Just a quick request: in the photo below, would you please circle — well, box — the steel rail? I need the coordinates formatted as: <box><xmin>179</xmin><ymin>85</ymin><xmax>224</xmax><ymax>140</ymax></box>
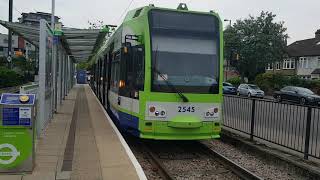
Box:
<box><xmin>197</xmin><ymin>142</ymin><xmax>263</xmax><ymax>180</ymax></box>
<box><xmin>141</xmin><ymin>142</ymin><xmax>175</xmax><ymax>180</ymax></box>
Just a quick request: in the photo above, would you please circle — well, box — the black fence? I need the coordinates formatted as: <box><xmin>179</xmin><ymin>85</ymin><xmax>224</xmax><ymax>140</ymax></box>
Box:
<box><xmin>223</xmin><ymin>95</ymin><xmax>320</xmax><ymax>160</ymax></box>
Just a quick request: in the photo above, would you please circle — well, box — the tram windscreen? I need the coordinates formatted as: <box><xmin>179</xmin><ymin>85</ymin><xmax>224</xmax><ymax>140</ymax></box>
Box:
<box><xmin>149</xmin><ymin>10</ymin><xmax>220</xmax><ymax>94</ymax></box>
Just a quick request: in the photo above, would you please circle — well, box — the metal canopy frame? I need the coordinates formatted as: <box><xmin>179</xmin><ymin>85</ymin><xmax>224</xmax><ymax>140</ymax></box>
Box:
<box><xmin>0</xmin><ymin>19</ymin><xmax>108</xmax><ymax>136</ymax></box>
<box><xmin>63</xmin><ymin>28</ymin><xmax>107</xmax><ymax>62</ymax></box>
<box><xmin>0</xmin><ymin>20</ymin><xmax>108</xmax><ymax>63</ymax></box>
<box><xmin>0</xmin><ymin>20</ymin><xmax>40</xmax><ymax>47</ymax></box>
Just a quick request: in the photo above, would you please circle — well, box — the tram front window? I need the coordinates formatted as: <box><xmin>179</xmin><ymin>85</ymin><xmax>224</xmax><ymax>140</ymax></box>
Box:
<box><xmin>149</xmin><ymin>10</ymin><xmax>220</xmax><ymax>94</ymax></box>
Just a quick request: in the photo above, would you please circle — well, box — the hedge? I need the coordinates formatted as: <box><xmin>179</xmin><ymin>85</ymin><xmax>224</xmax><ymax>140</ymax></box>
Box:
<box><xmin>227</xmin><ymin>76</ymin><xmax>241</xmax><ymax>87</ymax></box>
<box><xmin>255</xmin><ymin>72</ymin><xmax>320</xmax><ymax>95</ymax></box>
<box><xmin>0</xmin><ymin>67</ymin><xmax>23</xmax><ymax>88</ymax></box>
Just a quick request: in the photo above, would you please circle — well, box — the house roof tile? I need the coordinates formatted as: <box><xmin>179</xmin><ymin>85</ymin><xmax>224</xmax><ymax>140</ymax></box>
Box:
<box><xmin>311</xmin><ymin>68</ymin><xmax>320</xmax><ymax>74</ymax></box>
<box><xmin>286</xmin><ymin>37</ymin><xmax>320</xmax><ymax>57</ymax></box>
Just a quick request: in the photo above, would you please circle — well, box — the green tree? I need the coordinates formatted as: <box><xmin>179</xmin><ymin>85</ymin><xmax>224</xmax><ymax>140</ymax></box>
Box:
<box><xmin>77</xmin><ymin>62</ymin><xmax>89</xmax><ymax>70</ymax></box>
<box><xmin>224</xmin><ymin>11</ymin><xmax>288</xmax><ymax>81</ymax></box>
<box><xmin>12</xmin><ymin>56</ymin><xmax>36</xmax><ymax>82</ymax></box>
<box><xmin>0</xmin><ymin>56</ymin><xmax>8</xmax><ymax>67</ymax></box>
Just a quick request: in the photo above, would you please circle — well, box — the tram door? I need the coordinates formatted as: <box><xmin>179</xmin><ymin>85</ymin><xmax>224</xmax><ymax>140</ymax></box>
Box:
<box><xmin>119</xmin><ymin>45</ymin><xmax>144</xmax><ymax>130</ymax></box>
<box><xmin>106</xmin><ymin>49</ymin><xmax>113</xmax><ymax>110</ymax></box>
<box><xmin>98</xmin><ymin>59</ymin><xmax>102</xmax><ymax>101</ymax></box>
<box><xmin>102</xmin><ymin>55</ymin><xmax>108</xmax><ymax>107</ymax></box>
<box><xmin>104</xmin><ymin>55</ymin><xmax>109</xmax><ymax>109</ymax></box>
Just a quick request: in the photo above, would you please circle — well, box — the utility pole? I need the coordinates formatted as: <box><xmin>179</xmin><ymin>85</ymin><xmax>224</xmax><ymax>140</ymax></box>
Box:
<box><xmin>51</xmin><ymin>0</ymin><xmax>55</xmax><ymax>30</ymax></box>
<box><xmin>51</xmin><ymin>0</ymin><xmax>58</xmax><ymax>112</ymax></box>
<box><xmin>8</xmin><ymin>0</ymin><xmax>13</xmax><ymax>68</ymax></box>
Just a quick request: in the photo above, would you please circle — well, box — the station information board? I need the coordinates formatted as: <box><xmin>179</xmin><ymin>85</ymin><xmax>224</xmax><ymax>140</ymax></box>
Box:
<box><xmin>0</xmin><ymin>93</ymin><xmax>35</xmax><ymax>172</ymax></box>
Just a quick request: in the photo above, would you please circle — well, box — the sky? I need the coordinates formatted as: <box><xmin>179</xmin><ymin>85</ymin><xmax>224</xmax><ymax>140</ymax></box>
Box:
<box><xmin>0</xmin><ymin>0</ymin><xmax>319</xmax><ymax>44</ymax></box>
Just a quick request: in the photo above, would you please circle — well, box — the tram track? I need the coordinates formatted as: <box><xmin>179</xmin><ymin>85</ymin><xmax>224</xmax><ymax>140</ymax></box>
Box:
<box><xmin>138</xmin><ymin>140</ymin><xmax>263</xmax><ymax>180</ymax></box>
<box><xmin>196</xmin><ymin>142</ymin><xmax>263</xmax><ymax>180</ymax></box>
<box><xmin>142</xmin><ymin>143</ymin><xmax>176</xmax><ymax>180</ymax></box>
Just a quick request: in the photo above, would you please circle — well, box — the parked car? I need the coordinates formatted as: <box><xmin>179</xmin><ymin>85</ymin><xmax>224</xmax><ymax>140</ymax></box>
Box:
<box><xmin>237</xmin><ymin>84</ymin><xmax>264</xmax><ymax>98</ymax></box>
<box><xmin>273</xmin><ymin>86</ymin><xmax>320</xmax><ymax>105</ymax></box>
<box><xmin>223</xmin><ymin>82</ymin><xmax>237</xmax><ymax>95</ymax></box>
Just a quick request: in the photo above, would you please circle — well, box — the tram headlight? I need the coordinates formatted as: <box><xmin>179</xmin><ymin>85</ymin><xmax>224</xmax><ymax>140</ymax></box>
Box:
<box><xmin>149</xmin><ymin>106</ymin><xmax>156</xmax><ymax>113</ymax></box>
<box><xmin>204</xmin><ymin>107</ymin><xmax>219</xmax><ymax>118</ymax></box>
<box><xmin>148</xmin><ymin>105</ymin><xmax>166</xmax><ymax>118</ymax></box>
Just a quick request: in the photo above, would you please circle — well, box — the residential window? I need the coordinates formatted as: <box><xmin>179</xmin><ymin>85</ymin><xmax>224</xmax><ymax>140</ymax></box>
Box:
<box><xmin>318</xmin><ymin>57</ymin><xmax>320</xmax><ymax>68</ymax></box>
<box><xmin>266</xmin><ymin>63</ymin><xmax>273</xmax><ymax>70</ymax></box>
<box><xmin>283</xmin><ymin>58</ymin><xmax>295</xmax><ymax>69</ymax></box>
<box><xmin>276</xmin><ymin>62</ymin><xmax>281</xmax><ymax>70</ymax></box>
<box><xmin>299</xmin><ymin>57</ymin><xmax>308</xmax><ymax>68</ymax></box>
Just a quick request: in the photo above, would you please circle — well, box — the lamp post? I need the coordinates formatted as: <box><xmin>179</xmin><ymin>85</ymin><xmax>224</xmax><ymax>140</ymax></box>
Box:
<box><xmin>7</xmin><ymin>0</ymin><xmax>13</xmax><ymax>68</ymax></box>
<box><xmin>224</xmin><ymin>19</ymin><xmax>232</xmax><ymax>81</ymax></box>
<box><xmin>51</xmin><ymin>0</ymin><xmax>55</xmax><ymax>30</ymax></box>
<box><xmin>51</xmin><ymin>0</ymin><xmax>57</xmax><ymax>111</ymax></box>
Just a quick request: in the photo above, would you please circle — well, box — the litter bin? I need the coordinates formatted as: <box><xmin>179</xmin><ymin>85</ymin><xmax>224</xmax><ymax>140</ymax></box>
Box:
<box><xmin>0</xmin><ymin>93</ymin><xmax>36</xmax><ymax>173</ymax></box>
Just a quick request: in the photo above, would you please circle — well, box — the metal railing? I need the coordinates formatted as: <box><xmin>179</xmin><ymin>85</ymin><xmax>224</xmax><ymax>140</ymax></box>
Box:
<box><xmin>0</xmin><ymin>82</ymin><xmax>35</xmax><ymax>98</ymax></box>
<box><xmin>223</xmin><ymin>95</ymin><xmax>320</xmax><ymax>160</ymax></box>
<box><xmin>0</xmin><ymin>86</ymin><xmax>20</xmax><ymax>95</ymax></box>
<box><xmin>20</xmin><ymin>83</ymin><xmax>39</xmax><ymax>94</ymax></box>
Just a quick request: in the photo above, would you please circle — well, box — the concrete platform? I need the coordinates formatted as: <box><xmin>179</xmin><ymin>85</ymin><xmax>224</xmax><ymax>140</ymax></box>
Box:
<box><xmin>0</xmin><ymin>85</ymin><xmax>146</xmax><ymax>180</ymax></box>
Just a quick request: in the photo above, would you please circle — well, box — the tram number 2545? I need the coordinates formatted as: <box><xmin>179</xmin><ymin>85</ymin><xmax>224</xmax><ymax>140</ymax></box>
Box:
<box><xmin>178</xmin><ymin>106</ymin><xmax>195</xmax><ymax>113</ymax></box>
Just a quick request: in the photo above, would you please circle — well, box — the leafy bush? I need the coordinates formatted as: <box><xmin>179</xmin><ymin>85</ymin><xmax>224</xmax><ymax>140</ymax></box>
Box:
<box><xmin>255</xmin><ymin>73</ymin><xmax>287</xmax><ymax>94</ymax></box>
<box><xmin>227</xmin><ymin>76</ymin><xmax>241</xmax><ymax>87</ymax></box>
<box><xmin>0</xmin><ymin>57</ymin><xmax>8</xmax><ymax>67</ymax></box>
<box><xmin>255</xmin><ymin>73</ymin><xmax>320</xmax><ymax>95</ymax></box>
<box><xmin>0</xmin><ymin>67</ymin><xmax>23</xmax><ymax>88</ymax></box>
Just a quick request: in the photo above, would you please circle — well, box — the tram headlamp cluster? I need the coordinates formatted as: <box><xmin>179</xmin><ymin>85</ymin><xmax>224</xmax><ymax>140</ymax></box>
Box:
<box><xmin>204</xmin><ymin>107</ymin><xmax>219</xmax><ymax>118</ymax></box>
<box><xmin>149</xmin><ymin>105</ymin><xmax>166</xmax><ymax>118</ymax></box>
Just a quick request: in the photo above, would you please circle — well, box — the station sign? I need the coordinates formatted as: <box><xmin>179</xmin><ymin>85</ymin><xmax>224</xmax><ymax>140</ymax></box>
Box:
<box><xmin>6</xmin><ymin>56</ymin><xmax>12</xmax><ymax>63</ymax></box>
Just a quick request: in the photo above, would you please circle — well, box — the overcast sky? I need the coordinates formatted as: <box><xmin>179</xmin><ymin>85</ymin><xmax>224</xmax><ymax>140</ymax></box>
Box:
<box><xmin>0</xmin><ymin>0</ymin><xmax>319</xmax><ymax>44</ymax></box>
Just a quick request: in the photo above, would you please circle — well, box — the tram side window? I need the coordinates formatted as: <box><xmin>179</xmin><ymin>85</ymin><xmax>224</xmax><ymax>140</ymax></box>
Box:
<box><xmin>119</xmin><ymin>49</ymin><xmax>132</xmax><ymax>97</ymax></box>
<box><xmin>110</xmin><ymin>51</ymin><xmax>121</xmax><ymax>93</ymax></box>
<box><xmin>95</xmin><ymin>64</ymin><xmax>99</xmax><ymax>88</ymax></box>
<box><xmin>101</xmin><ymin>59</ymin><xmax>104</xmax><ymax>82</ymax></box>
<box><xmin>119</xmin><ymin>45</ymin><xmax>144</xmax><ymax>98</ymax></box>
<box><xmin>104</xmin><ymin>55</ymin><xmax>108</xmax><ymax>81</ymax></box>
<box><xmin>133</xmin><ymin>46</ymin><xmax>144</xmax><ymax>91</ymax></box>
<box><xmin>99</xmin><ymin>59</ymin><xmax>103</xmax><ymax>83</ymax></box>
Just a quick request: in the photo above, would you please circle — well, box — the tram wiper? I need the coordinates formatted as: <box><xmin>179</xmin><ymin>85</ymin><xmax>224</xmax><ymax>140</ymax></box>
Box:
<box><xmin>153</xmin><ymin>47</ymin><xmax>189</xmax><ymax>102</ymax></box>
<box><xmin>153</xmin><ymin>67</ymin><xmax>189</xmax><ymax>103</ymax></box>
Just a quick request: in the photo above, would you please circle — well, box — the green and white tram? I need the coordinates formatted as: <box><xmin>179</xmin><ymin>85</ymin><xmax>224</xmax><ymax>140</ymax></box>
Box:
<box><xmin>91</xmin><ymin>4</ymin><xmax>223</xmax><ymax>140</ymax></box>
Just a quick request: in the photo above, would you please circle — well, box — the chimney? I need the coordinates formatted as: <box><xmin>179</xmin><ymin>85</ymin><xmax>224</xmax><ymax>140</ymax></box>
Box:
<box><xmin>316</xmin><ymin>29</ymin><xmax>320</xmax><ymax>39</ymax></box>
